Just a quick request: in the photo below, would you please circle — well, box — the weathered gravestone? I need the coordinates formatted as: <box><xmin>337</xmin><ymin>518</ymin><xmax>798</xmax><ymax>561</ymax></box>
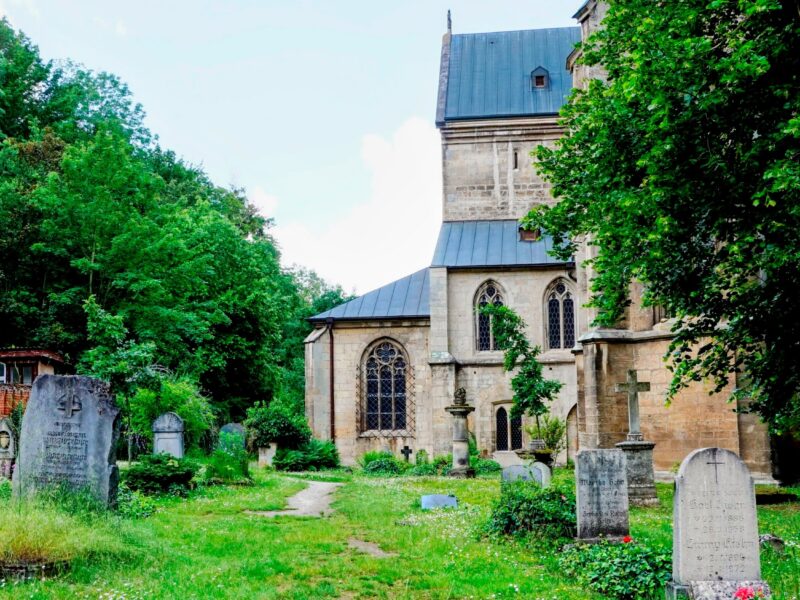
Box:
<box><xmin>576</xmin><ymin>449</ymin><xmax>629</xmax><ymax>541</ymax></box>
<box><xmin>152</xmin><ymin>412</ymin><xmax>184</xmax><ymax>458</ymax></box>
<box><xmin>531</xmin><ymin>461</ymin><xmax>552</xmax><ymax>487</ymax></box>
<box><xmin>220</xmin><ymin>422</ymin><xmax>246</xmax><ymax>449</ymax></box>
<box><xmin>0</xmin><ymin>418</ymin><xmax>15</xmax><ymax>479</ymax></box>
<box><xmin>666</xmin><ymin>448</ymin><xmax>770</xmax><ymax>600</ymax></box>
<box><xmin>502</xmin><ymin>464</ymin><xmax>537</xmax><ymax>483</ymax></box>
<box><xmin>421</xmin><ymin>494</ymin><xmax>458</xmax><ymax>510</ymax></box>
<box><xmin>12</xmin><ymin>375</ymin><xmax>120</xmax><ymax>506</ymax></box>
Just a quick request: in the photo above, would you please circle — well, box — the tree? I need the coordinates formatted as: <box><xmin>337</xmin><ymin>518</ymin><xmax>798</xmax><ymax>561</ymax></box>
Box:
<box><xmin>479</xmin><ymin>304</ymin><xmax>562</xmax><ymax>424</ymax></box>
<box><xmin>527</xmin><ymin>0</ymin><xmax>800</xmax><ymax>432</ymax></box>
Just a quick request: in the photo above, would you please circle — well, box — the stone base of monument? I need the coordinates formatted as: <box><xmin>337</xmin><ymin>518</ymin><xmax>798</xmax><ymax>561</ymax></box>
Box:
<box><xmin>0</xmin><ymin>560</ymin><xmax>69</xmax><ymax>581</ymax></box>
<box><xmin>449</xmin><ymin>466</ymin><xmax>475</xmax><ymax>479</ymax></box>
<box><xmin>666</xmin><ymin>580</ymin><xmax>771</xmax><ymax>599</ymax></box>
<box><xmin>615</xmin><ymin>439</ymin><xmax>659</xmax><ymax>506</ymax></box>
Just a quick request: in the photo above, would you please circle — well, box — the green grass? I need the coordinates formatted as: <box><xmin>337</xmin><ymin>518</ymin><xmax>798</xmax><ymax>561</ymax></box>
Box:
<box><xmin>0</xmin><ymin>469</ymin><xmax>798</xmax><ymax>599</ymax></box>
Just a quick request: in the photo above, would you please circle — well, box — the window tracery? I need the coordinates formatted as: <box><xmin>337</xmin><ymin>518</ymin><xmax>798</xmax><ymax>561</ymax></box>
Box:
<box><xmin>475</xmin><ymin>281</ymin><xmax>505</xmax><ymax>351</ymax></box>
<box><xmin>546</xmin><ymin>279</ymin><xmax>576</xmax><ymax>350</ymax></box>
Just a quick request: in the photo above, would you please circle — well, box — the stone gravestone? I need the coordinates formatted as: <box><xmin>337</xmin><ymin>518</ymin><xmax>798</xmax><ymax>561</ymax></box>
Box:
<box><xmin>502</xmin><ymin>464</ymin><xmax>536</xmax><ymax>483</ymax></box>
<box><xmin>220</xmin><ymin>422</ymin><xmax>246</xmax><ymax>449</ymax></box>
<box><xmin>576</xmin><ymin>449</ymin><xmax>629</xmax><ymax>541</ymax></box>
<box><xmin>666</xmin><ymin>448</ymin><xmax>770</xmax><ymax>599</ymax></box>
<box><xmin>152</xmin><ymin>412</ymin><xmax>184</xmax><ymax>458</ymax></box>
<box><xmin>12</xmin><ymin>375</ymin><xmax>120</xmax><ymax>506</ymax></box>
<box><xmin>531</xmin><ymin>461</ymin><xmax>552</xmax><ymax>487</ymax></box>
<box><xmin>0</xmin><ymin>418</ymin><xmax>15</xmax><ymax>479</ymax></box>
<box><xmin>421</xmin><ymin>494</ymin><xmax>458</xmax><ymax>510</ymax></box>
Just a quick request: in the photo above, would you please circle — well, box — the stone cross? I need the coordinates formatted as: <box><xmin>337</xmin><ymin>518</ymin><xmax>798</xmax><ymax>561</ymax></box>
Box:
<box><xmin>614</xmin><ymin>369</ymin><xmax>650</xmax><ymax>441</ymax></box>
<box><xmin>400</xmin><ymin>446</ymin><xmax>413</xmax><ymax>462</ymax></box>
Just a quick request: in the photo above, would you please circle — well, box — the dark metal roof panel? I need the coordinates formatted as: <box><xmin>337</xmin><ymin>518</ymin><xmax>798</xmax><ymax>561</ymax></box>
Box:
<box><xmin>430</xmin><ymin>220</ymin><xmax>572</xmax><ymax>268</ymax></box>
<box><xmin>309</xmin><ymin>268</ymin><xmax>430</xmax><ymax>322</ymax></box>
<box><xmin>444</xmin><ymin>27</ymin><xmax>581</xmax><ymax>121</ymax></box>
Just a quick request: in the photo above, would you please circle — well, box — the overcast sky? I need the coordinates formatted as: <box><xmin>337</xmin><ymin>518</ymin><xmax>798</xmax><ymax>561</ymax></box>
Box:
<box><xmin>0</xmin><ymin>0</ymin><xmax>576</xmax><ymax>294</ymax></box>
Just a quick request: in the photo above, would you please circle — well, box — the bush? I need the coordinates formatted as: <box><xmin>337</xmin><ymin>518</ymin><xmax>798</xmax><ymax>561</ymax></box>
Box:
<box><xmin>524</xmin><ymin>415</ymin><xmax>567</xmax><ymax>456</ymax></box>
<box><xmin>471</xmin><ymin>456</ymin><xmax>502</xmax><ymax>475</ymax></box>
<box><xmin>559</xmin><ymin>539</ymin><xmax>671</xmax><ymax>599</ymax></box>
<box><xmin>123</xmin><ymin>454</ymin><xmax>198</xmax><ymax>495</ymax></box>
<box><xmin>486</xmin><ymin>480</ymin><xmax>576</xmax><ymax>540</ymax></box>
<box><xmin>432</xmin><ymin>454</ymin><xmax>453</xmax><ymax>476</ymax></box>
<box><xmin>408</xmin><ymin>462</ymin><xmax>437</xmax><ymax>476</ymax></box>
<box><xmin>0</xmin><ymin>478</ymin><xmax>11</xmax><ymax>501</ymax></box>
<box><xmin>116</xmin><ymin>483</ymin><xmax>157</xmax><ymax>519</ymax></box>
<box><xmin>244</xmin><ymin>401</ymin><xmax>311</xmax><ymax>449</ymax></box>
<box><xmin>363</xmin><ymin>457</ymin><xmax>404</xmax><ymax>476</ymax></box>
<box><xmin>415</xmin><ymin>449</ymin><xmax>429</xmax><ymax>465</ymax></box>
<box><xmin>202</xmin><ymin>436</ymin><xmax>250</xmax><ymax>484</ymax></box>
<box><xmin>358</xmin><ymin>450</ymin><xmax>394</xmax><ymax>469</ymax></box>
<box><xmin>273</xmin><ymin>439</ymin><xmax>340</xmax><ymax>471</ymax></box>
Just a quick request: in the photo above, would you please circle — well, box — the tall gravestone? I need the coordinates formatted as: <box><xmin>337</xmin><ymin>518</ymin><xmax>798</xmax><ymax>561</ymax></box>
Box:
<box><xmin>576</xmin><ymin>449</ymin><xmax>629</xmax><ymax>541</ymax></box>
<box><xmin>152</xmin><ymin>412</ymin><xmax>184</xmax><ymax>458</ymax></box>
<box><xmin>0</xmin><ymin>418</ymin><xmax>15</xmax><ymax>479</ymax></box>
<box><xmin>666</xmin><ymin>448</ymin><xmax>770</xmax><ymax>599</ymax></box>
<box><xmin>12</xmin><ymin>375</ymin><xmax>120</xmax><ymax>506</ymax></box>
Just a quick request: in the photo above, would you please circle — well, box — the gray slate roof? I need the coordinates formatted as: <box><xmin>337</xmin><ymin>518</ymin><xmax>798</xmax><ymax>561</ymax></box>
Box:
<box><xmin>309</xmin><ymin>268</ymin><xmax>430</xmax><ymax>322</ymax></box>
<box><xmin>431</xmin><ymin>220</ymin><xmax>572</xmax><ymax>268</ymax></box>
<box><xmin>441</xmin><ymin>27</ymin><xmax>581</xmax><ymax>122</ymax></box>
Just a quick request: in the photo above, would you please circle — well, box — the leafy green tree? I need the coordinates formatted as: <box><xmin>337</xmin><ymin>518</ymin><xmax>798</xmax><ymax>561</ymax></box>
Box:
<box><xmin>480</xmin><ymin>305</ymin><xmax>562</xmax><ymax>423</ymax></box>
<box><xmin>527</xmin><ymin>0</ymin><xmax>800</xmax><ymax>431</ymax></box>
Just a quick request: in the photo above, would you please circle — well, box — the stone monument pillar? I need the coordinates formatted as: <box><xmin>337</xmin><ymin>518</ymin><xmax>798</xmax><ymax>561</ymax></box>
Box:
<box><xmin>445</xmin><ymin>388</ymin><xmax>475</xmax><ymax>478</ymax></box>
<box><xmin>614</xmin><ymin>370</ymin><xmax>659</xmax><ymax>506</ymax></box>
<box><xmin>0</xmin><ymin>418</ymin><xmax>15</xmax><ymax>479</ymax></box>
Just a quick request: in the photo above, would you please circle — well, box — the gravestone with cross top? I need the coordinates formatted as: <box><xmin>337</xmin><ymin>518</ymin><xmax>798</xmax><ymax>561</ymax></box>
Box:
<box><xmin>400</xmin><ymin>446</ymin><xmax>413</xmax><ymax>462</ymax></box>
<box><xmin>614</xmin><ymin>369</ymin><xmax>650</xmax><ymax>441</ymax></box>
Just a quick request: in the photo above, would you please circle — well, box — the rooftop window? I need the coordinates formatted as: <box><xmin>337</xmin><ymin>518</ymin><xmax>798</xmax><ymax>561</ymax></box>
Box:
<box><xmin>531</xmin><ymin>66</ymin><xmax>549</xmax><ymax>90</ymax></box>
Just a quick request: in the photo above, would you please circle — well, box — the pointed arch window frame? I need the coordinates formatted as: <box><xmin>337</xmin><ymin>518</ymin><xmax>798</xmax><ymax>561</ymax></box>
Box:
<box><xmin>545</xmin><ymin>278</ymin><xmax>577</xmax><ymax>350</ymax></box>
<box><xmin>494</xmin><ymin>403</ymin><xmax>523</xmax><ymax>452</ymax></box>
<box><xmin>356</xmin><ymin>338</ymin><xmax>416</xmax><ymax>438</ymax></box>
<box><xmin>474</xmin><ymin>280</ymin><xmax>505</xmax><ymax>352</ymax></box>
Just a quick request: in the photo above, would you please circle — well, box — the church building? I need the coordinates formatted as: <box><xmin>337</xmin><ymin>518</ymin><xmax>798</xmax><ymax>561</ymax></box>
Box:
<box><xmin>304</xmin><ymin>1</ymin><xmax>774</xmax><ymax>480</ymax></box>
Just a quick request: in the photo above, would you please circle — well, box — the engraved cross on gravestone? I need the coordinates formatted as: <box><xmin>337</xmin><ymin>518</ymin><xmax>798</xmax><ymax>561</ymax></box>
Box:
<box><xmin>56</xmin><ymin>383</ymin><xmax>82</xmax><ymax>419</ymax></box>
<box><xmin>614</xmin><ymin>369</ymin><xmax>650</xmax><ymax>441</ymax></box>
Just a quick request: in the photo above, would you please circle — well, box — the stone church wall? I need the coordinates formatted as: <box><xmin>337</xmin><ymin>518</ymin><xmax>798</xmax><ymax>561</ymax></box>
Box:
<box><xmin>440</xmin><ymin>119</ymin><xmax>562</xmax><ymax>222</ymax></box>
<box><xmin>305</xmin><ymin>321</ymin><xmax>431</xmax><ymax>466</ymax></box>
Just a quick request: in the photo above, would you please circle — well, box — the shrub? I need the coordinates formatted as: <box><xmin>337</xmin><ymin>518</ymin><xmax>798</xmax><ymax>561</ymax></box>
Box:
<box><xmin>358</xmin><ymin>450</ymin><xmax>394</xmax><ymax>469</ymax></box>
<box><xmin>116</xmin><ymin>483</ymin><xmax>157</xmax><ymax>519</ymax></box>
<box><xmin>471</xmin><ymin>456</ymin><xmax>502</xmax><ymax>475</ymax></box>
<box><xmin>408</xmin><ymin>462</ymin><xmax>437</xmax><ymax>476</ymax></box>
<box><xmin>123</xmin><ymin>454</ymin><xmax>198</xmax><ymax>495</ymax></box>
<box><xmin>244</xmin><ymin>401</ymin><xmax>311</xmax><ymax>449</ymax></box>
<box><xmin>0</xmin><ymin>478</ymin><xmax>10</xmax><ymax>501</ymax></box>
<box><xmin>273</xmin><ymin>439</ymin><xmax>340</xmax><ymax>471</ymax></box>
<box><xmin>363</xmin><ymin>457</ymin><xmax>404</xmax><ymax>476</ymax></box>
<box><xmin>432</xmin><ymin>454</ymin><xmax>453</xmax><ymax>476</ymax></box>
<box><xmin>486</xmin><ymin>480</ymin><xmax>576</xmax><ymax>540</ymax></box>
<box><xmin>202</xmin><ymin>437</ymin><xmax>250</xmax><ymax>484</ymax></box>
<box><xmin>559</xmin><ymin>539</ymin><xmax>671</xmax><ymax>600</ymax></box>
<box><xmin>415</xmin><ymin>449</ymin><xmax>429</xmax><ymax>465</ymax></box>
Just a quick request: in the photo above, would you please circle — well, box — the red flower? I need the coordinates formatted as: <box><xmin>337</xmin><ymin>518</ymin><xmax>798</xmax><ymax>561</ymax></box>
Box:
<box><xmin>622</xmin><ymin>535</ymin><xmax>633</xmax><ymax>543</ymax></box>
<box><xmin>734</xmin><ymin>587</ymin><xmax>755</xmax><ymax>600</ymax></box>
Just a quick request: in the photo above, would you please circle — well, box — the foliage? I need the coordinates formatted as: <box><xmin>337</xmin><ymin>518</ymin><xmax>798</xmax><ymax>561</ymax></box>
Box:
<box><xmin>363</xmin><ymin>457</ymin><xmax>404</xmax><ymax>476</ymax></box>
<box><xmin>408</xmin><ymin>462</ymin><xmax>438</xmax><ymax>476</ymax></box>
<box><xmin>8</xmin><ymin>399</ymin><xmax>24</xmax><ymax>440</ymax></box>
<box><xmin>273</xmin><ymin>439</ymin><xmax>340</xmax><ymax>472</ymax></box>
<box><xmin>527</xmin><ymin>0</ymin><xmax>800</xmax><ymax>432</ymax></box>
<box><xmin>559</xmin><ymin>539</ymin><xmax>671</xmax><ymax>600</ymax></box>
<box><xmin>486</xmin><ymin>480</ymin><xmax>576</xmax><ymax>541</ymax></box>
<box><xmin>128</xmin><ymin>376</ymin><xmax>215</xmax><ymax>450</ymax></box>
<box><xmin>0</xmin><ymin>478</ymin><xmax>10</xmax><ymax>501</ymax></box>
<box><xmin>115</xmin><ymin>483</ymin><xmax>157</xmax><ymax>519</ymax></box>
<box><xmin>470</xmin><ymin>457</ymin><xmax>502</xmax><ymax>475</ymax></box>
<box><xmin>358</xmin><ymin>450</ymin><xmax>394</xmax><ymax>469</ymax></box>
<box><xmin>202</xmin><ymin>438</ymin><xmax>250</xmax><ymax>484</ymax></box>
<box><xmin>480</xmin><ymin>304</ymin><xmax>562</xmax><ymax>418</ymax></box>
<box><xmin>415</xmin><ymin>449</ymin><xmax>429</xmax><ymax>465</ymax></box>
<box><xmin>123</xmin><ymin>453</ymin><xmax>198</xmax><ymax>495</ymax></box>
<box><xmin>244</xmin><ymin>401</ymin><xmax>311</xmax><ymax>449</ymax></box>
<box><xmin>432</xmin><ymin>454</ymin><xmax>453</xmax><ymax>476</ymax></box>
<box><xmin>524</xmin><ymin>415</ymin><xmax>567</xmax><ymax>455</ymax></box>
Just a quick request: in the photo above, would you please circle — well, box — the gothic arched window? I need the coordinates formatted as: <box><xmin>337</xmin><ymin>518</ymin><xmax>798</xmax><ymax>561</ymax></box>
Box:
<box><xmin>510</xmin><ymin>414</ymin><xmax>523</xmax><ymax>450</ymax></box>
<box><xmin>360</xmin><ymin>339</ymin><xmax>411</xmax><ymax>434</ymax></box>
<box><xmin>496</xmin><ymin>407</ymin><xmax>509</xmax><ymax>451</ymax></box>
<box><xmin>475</xmin><ymin>281</ymin><xmax>505</xmax><ymax>351</ymax></box>
<box><xmin>546</xmin><ymin>279</ymin><xmax>576</xmax><ymax>350</ymax></box>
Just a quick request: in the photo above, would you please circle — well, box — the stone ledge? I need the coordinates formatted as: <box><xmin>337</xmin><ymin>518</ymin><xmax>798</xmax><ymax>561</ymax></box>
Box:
<box><xmin>578</xmin><ymin>328</ymin><xmax>675</xmax><ymax>344</ymax></box>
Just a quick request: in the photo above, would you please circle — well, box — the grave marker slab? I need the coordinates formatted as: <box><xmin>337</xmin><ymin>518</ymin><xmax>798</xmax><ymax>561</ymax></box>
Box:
<box><xmin>666</xmin><ymin>448</ymin><xmax>769</xmax><ymax>599</ymax></box>
<box><xmin>576</xmin><ymin>449</ymin><xmax>629</xmax><ymax>541</ymax></box>
<box><xmin>421</xmin><ymin>494</ymin><xmax>458</xmax><ymax>510</ymax></box>
<box><xmin>12</xmin><ymin>375</ymin><xmax>120</xmax><ymax>506</ymax></box>
<box><xmin>152</xmin><ymin>412</ymin><xmax>184</xmax><ymax>458</ymax></box>
<box><xmin>502</xmin><ymin>464</ymin><xmax>537</xmax><ymax>483</ymax></box>
<box><xmin>0</xmin><ymin>418</ymin><xmax>15</xmax><ymax>479</ymax></box>
<box><xmin>531</xmin><ymin>461</ymin><xmax>552</xmax><ymax>487</ymax></box>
